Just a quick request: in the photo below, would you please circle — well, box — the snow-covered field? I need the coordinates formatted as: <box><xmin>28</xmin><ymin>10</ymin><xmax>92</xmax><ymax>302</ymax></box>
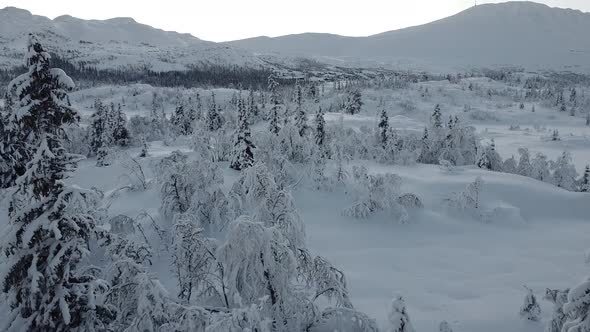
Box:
<box><xmin>50</xmin><ymin>74</ymin><xmax>590</xmax><ymax>330</ymax></box>
<box><xmin>57</xmin><ymin>139</ymin><xmax>589</xmax><ymax>332</ymax></box>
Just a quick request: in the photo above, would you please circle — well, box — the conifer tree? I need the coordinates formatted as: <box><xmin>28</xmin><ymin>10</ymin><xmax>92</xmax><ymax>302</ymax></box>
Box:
<box><xmin>230</xmin><ymin>98</ymin><xmax>255</xmax><ymax>170</ymax></box>
<box><xmin>112</xmin><ymin>103</ymin><xmax>130</xmax><ymax>147</ymax></box>
<box><xmin>268</xmin><ymin>75</ymin><xmax>281</xmax><ymax>133</ymax></box>
<box><xmin>432</xmin><ymin>104</ymin><xmax>443</xmax><ymax>129</ymax></box>
<box><xmin>314</xmin><ymin>107</ymin><xmax>326</xmax><ymax>147</ymax></box>
<box><xmin>0</xmin><ymin>92</ymin><xmax>27</xmax><ymax>188</ymax></box>
<box><xmin>378</xmin><ymin>109</ymin><xmax>389</xmax><ymax>148</ymax></box>
<box><xmin>294</xmin><ymin>83</ymin><xmax>308</xmax><ymax>137</ymax></box>
<box><xmin>248</xmin><ymin>88</ymin><xmax>258</xmax><ymax>119</ymax></box>
<box><xmin>570</xmin><ymin>87</ymin><xmax>577</xmax><ymax>106</ymax></box>
<box><xmin>580</xmin><ymin>165</ymin><xmax>590</xmax><ymax>192</ymax></box>
<box><xmin>206</xmin><ymin>92</ymin><xmax>221</xmax><ymax>131</ymax></box>
<box><xmin>89</xmin><ymin>99</ymin><xmax>109</xmax><ymax>156</ymax></box>
<box><xmin>2</xmin><ymin>34</ymin><xmax>113</xmax><ymax>330</ymax></box>
<box><xmin>344</xmin><ymin>89</ymin><xmax>362</xmax><ymax>115</ymax></box>
<box><xmin>269</xmin><ymin>104</ymin><xmax>281</xmax><ymax>135</ymax></box>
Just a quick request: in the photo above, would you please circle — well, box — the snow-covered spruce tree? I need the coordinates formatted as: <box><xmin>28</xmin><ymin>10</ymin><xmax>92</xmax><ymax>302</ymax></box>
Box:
<box><xmin>551</xmin><ymin>151</ymin><xmax>578</xmax><ymax>191</ymax></box>
<box><xmin>248</xmin><ymin>87</ymin><xmax>259</xmax><ymax>120</ymax></box>
<box><xmin>268</xmin><ymin>75</ymin><xmax>281</xmax><ymax>126</ymax></box>
<box><xmin>543</xmin><ymin>288</ymin><xmax>569</xmax><ymax>332</ymax></box>
<box><xmin>570</xmin><ymin>87</ymin><xmax>577</xmax><ymax>107</ymax></box>
<box><xmin>519</xmin><ymin>287</ymin><xmax>541</xmax><ymax>321</ymax></box>
<box><xmin>230</xmin><ymin>98</ymin><xmax>255</xmax><ymax>171</ymax></box>
<box><xmin>111</xmin><ymin>103</ymin><xmax>129</xmax><ymax>147</ymax></box>
<box><xmin>268</xmin><ymin>102</ymin><xmax>281</xmax><ymax>135</ymax></box>
<box><xmin>171</xmin><ymin>104</ymin><xmax>194</xmax><ymax>136</ymax></box>
<box><xmin>0</xmin><ymin>93</ymin><xmax>27</xmax><ymax>188</ymax></box>
<box><xmin>2</xmin><ymin>34</ymin><xmax>114</xmax><ymax>331</ymax></box>
<box><xmin>580</xmin><ymin>165</ymin><xmax>590</xmax><ymax>192</ymax></box>
<box><xmin>386</xmin><ymin>296</ymin><xmax>415</xmax><ymax>332</ymax></box>
<box><xmin>314</xmin><ymin>106</ymin><xmax>326</xmax><ymax>147</ymax></box>
<box><xmin>89</xmin><ymin>99</ymin><xmax>110</xmax><ymax>157</ymax></box>
<box><xmin>206</xmin><ymin>92</ymin><xmax>222</xmax><ymax>131</ymax></box>
<box><xmin>1</xmin><ymin>37</ymin><xmax>79</xmax><ymax>188</ymax></box>
<box><xmin>294</xmin><ymin>83</ymin><xmax>308</xmax><ymax>137</ymax></box>
<box><xmin>344</xmin><ymin>89</ymin><xmax>362</xmax><ymax>115</ymax></box>
<box><xmin>432</xmin><ymin>104</ymin><xmax>443</xmax><ymax>129</ymax></box>
<box><xmin>378</xmin><ymin>109</ymin><xmax>389</xmax><ymax>148</ymax></box>
<box><xmin>418</xmin><ymin>127</ymin><xmax>431</xmax><ymax>163</ymax></box>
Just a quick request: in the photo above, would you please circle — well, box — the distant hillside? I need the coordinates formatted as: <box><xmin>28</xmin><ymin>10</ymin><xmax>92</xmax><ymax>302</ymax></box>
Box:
<box><xmin>225</xmin><ymin>1</ymin><xmax>590</xmax><ymax>70</ymax></box>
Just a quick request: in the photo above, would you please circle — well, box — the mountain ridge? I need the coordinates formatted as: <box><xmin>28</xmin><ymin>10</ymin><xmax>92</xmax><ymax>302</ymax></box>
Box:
<box><xmin>2</xmin><ymin>2</ymin><xmax>590</xmax><ymax>72</ymax></box>
<box><xmin>224</xmin><ymin>1</ymin><xmax>590</xmax><ymax>70</ymax></box>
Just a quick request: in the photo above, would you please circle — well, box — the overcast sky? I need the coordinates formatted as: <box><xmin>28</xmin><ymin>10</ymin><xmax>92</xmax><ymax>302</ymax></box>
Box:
<box><xmin>3</xmin><ymin>0</ymin><xmax>590</xmax><ymax>42</ymax></box>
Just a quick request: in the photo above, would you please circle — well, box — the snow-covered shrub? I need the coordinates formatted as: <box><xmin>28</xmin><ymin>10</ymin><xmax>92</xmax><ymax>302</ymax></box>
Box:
<box><xmin>155</xmin><ymin>151</ymin><xmax>223</xmax><ymax>222</ymax></box>
<box><xmin>543</xmin><ymin>288</ymin><xmax>569</xmax><ymax>332</ymax></box>
<box><xmin>171</xmin><ymin>221</ymin><xmax>217</xmax><ymax>304</ymax></box>
<box><xmin>217</xmin><ymin>217</ymin><xmax>302</xmax><ymax>330</ymax></box>
<box><xmin>445</xmin><ymin>177</ymin><xmax>486</xmax><ymax>221</ymax></box>
<box><xmin>343</xmin><ymin>167</ymin><xmax>409</xmax><ymax>223</ymax></box>
<box><xmin>519</xmin><ymin>287</ymin><xmax>541</xmax><ymax>321</ymax></box>
<box><xmin>562</xmin><ymin>278</ymin><xmax>590</xmax><ymax>332</ymax></box>
<box><xmin>120</xmin><ymin>153</ymin><xmax>150</xmax><ymax>191</ymax></box>
<box><xmin>386</xmin><ymin>296</ymin><xmax>415</xmax><ymax>332</ymax></box>
<box><xmin>551</xmin><ymin>152</ymin><xmax>578</xmax><ymax>191</ymax></box>
<box><xmin>397</xmin><ymin>193</ymin><xmax>424</xmax><ymax>210</ymax></box>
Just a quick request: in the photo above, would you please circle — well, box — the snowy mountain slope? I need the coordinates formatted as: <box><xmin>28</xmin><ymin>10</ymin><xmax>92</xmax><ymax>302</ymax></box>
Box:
<box><xmin>0</xmin><ymin>6</ymin><xmax>207</xmax><ymax>47</ymax></box>
<box><xmin>225</xmin><ymin>1</ymin><xmax>590</xmax><ymax>70</ymax></box>
<box><xmin>0</xmin><ymin>7</ymin><xmax>272</xmax><ymax>71</ymax></box>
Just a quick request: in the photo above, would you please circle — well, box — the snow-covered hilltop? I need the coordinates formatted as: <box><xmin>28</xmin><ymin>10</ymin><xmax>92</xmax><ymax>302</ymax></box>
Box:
<box><xmin>0</xmin><ymin>7</ymin><xmax>271</xmax><ymax>71</ymax></box>
<box><xmin>226</xmin><ymin>1</ymin><xmax>590</xmax><ymax>71</ymax></box>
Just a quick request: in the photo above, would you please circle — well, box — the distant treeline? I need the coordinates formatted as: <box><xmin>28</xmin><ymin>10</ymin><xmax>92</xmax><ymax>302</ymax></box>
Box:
<box><xmin>0</xmin><ymin>53</ymin><xmax>277</xmax><ymax>92</ymax></box>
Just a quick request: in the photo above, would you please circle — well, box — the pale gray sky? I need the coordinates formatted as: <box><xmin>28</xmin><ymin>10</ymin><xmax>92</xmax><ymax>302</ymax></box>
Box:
<box><xmin>2</xmin><ymin>0</ymin><xmax>590</xmax><ymax>42</ymax></box>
